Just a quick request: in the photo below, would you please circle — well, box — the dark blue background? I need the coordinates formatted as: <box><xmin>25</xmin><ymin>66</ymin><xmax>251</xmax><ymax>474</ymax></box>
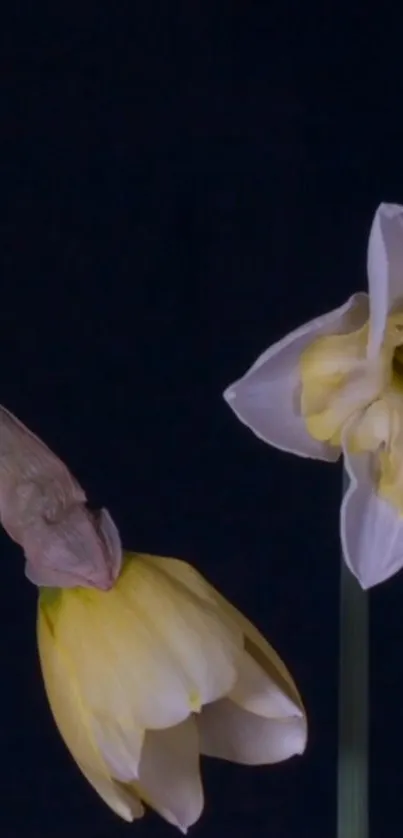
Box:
<box><xmin>1</xmin><ymin>3</ymin><xmax>403</xmax><ymax>836</ymax></box>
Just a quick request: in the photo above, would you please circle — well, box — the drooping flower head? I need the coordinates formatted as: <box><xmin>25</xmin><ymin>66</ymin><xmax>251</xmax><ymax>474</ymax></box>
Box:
<box><xmin>224</xmin><ymin>203</ymin><xmax>403</xmax><ymax>588</ymax></box>
<box><xmin>38</xmin><ymin>552</ymin><xmax>307</xmax><ymax>832</ymax></box>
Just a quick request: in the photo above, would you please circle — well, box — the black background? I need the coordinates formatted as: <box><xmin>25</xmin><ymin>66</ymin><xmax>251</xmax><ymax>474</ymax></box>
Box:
<box><xmin>1</xmin><ymin>3</ymin><xmax>403</xmax><ymax>836</ymax></box>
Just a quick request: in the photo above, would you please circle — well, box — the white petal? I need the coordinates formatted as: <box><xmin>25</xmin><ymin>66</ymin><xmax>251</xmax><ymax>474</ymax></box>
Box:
<box><xmin>94</xmin><ymin>720</ymin><xmax>144</xmax><ymax>782</ymax></box>
<box><xmin>367</xmin><ymin>202</ymin><xmax>403</xmax><ymax>359</ymax></box>
<box><xmin>199</xmin><ymin>698</ymin><xmax>307</xmax><ymax>765</ymax></box>
<box><xmin>230</xmin><ymin>648</ymin><xmax>303</xmax><ymax>719</ymax></box>
<box><xmin>224</xmin><ymin>293</ymin><xmax>368</xmax><ymax>459</ymax></box>
<box><xmin>341</xmin><ymin>443</ymin><xmax>403</xmax><ymax>587</ymax></box>
<box><xmin>136</xmin><ymin>716</ymin><xmax>203</xmax><ymax>833</ymax></box>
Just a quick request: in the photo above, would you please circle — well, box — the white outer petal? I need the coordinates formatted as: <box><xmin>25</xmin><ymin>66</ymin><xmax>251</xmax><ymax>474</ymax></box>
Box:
<box><xmin>341</xmin><ymin>438</ymin><xmax>403</xmax><ymax>588</ymax></box>
<box><xmin>367</xmin><ymin>202</ymin><xmax>403</xmax><ymax>359</ymax></box>
<box><xmin>224</xmin><ymin>293</ymin><xmax>368</xmax><ymax>460</ymax></box>
<box><xmin>198</xmin><ymin>698</ymin><xmax>307</xmax><ymax>765</ymax></box>
<box><xmin>137</xmin><ymin>717</ymin><xmax>203</xmax><ymax>834</ymax></box>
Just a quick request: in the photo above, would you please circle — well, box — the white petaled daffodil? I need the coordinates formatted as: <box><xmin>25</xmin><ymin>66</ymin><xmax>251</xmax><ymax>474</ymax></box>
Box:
<box><xmin>38</xmin><ymin>551</ymin><xmax>306</xmax><ymax>833</ymax></box>
<box><xmin>224</xmin><ymin>203</ymin><xmax>403</xmax><ymax>589</ymax></box>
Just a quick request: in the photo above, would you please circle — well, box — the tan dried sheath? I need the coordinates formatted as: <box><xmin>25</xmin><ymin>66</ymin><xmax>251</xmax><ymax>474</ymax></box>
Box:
<box><xmin>0</xmin><ymin>405</ymin><xmax>122</xmax><ymax>588</ymax></box>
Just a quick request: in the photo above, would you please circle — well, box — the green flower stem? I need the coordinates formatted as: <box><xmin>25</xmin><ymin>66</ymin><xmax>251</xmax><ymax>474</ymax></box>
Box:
<box><xmin>337</xmin><ymin>517</ymin><xmax>369</xmax><ymax>838</ymax></box>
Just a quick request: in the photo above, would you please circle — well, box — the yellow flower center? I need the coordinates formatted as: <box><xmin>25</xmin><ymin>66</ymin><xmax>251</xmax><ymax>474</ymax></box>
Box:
<box><xmin>300</xmin><ymin>310</ymin><xmax>403</xmax><ymax>511</ymax></box>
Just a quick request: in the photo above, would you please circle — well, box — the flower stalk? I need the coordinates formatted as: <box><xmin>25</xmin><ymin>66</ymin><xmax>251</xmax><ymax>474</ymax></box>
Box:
<box><xmin>337</xmin><ymin>470</ymin><xmax>369</xmax><ymax>838</ymax></box>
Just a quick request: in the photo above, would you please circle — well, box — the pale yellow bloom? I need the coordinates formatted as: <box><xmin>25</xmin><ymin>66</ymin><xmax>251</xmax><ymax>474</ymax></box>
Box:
<box><xmin>224</xmin><ymin>203</ymin><xmax>403</xmax><ymax>588</ymax></box>
<box><xmin>38</xmin><ymin>552</ymin><xmax>306</xmax><ymax>833</ymax></box>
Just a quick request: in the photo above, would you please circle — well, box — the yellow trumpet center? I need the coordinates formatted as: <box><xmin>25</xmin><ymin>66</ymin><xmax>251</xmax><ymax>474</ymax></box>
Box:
<box><xmin>299</xmin><ymin>310</ymin><xmax>403</xmax><ymax>511</ymax></box>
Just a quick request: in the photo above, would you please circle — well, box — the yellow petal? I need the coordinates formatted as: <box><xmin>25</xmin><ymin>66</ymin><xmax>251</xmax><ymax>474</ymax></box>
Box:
<box><xmin>299</xmin><ymin>323</ymin><xmax>387</xmax><ymax>444</ymax></box>
<box><xmin>348</xmin><ymin>400</ymin><xmax>390</xmax><ymax>454</ymax></box>
<box><xmin>78</xmin><ymin>762</ymin><xmax>144</xmax><ymax>822</ymax></box>
<box><xmin>40</xmin><ymin>554</ymin><xmax>243</xmax><ymax>738</ymax></box>
<box><xmin>375</xmin><ymin>393</ymin><xmax>403</xmax><ymax>508</ymax></box>
<box><xmin>346</xmin><ymin>390</ymin><xmax>403</xmax><ymax>513</ymax></box>
<box><xmin>301</xmin><ymin>325</ymin><xmax>367</xmax><ymax>402</ymax></box>
<box><xmin>229</xmin><ymin>647</ymin><xmax>302</xmax><ymax>719</ymax></box>
<box><xmin>37</xmin><ymin>603</ymin><xmax>142</xmax><ymax>821</ymax></box>
<box><xmin>125</xmin><ymin>554</ymin><xmax>245</xmax><ymax>708</ymax></box>
<box><xmin>154</xmin><ymin>555</ymin><xmax>305</xmax><ymax>718</ymax></box>
<box><xmin>216</xmin><ymin>602</ymin><xmax>303</xmax><ymax>716</ymax></box>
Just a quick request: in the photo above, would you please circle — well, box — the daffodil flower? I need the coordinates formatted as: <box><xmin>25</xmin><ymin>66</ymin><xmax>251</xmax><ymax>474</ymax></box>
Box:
<box><xmin>224</xmin><ymin>203</ymin><xmax>403</xmax><ymax>588</ymax></box>
<box><xmin>38</xmin><ymin>552</ymin><xmax>307</xmax><ymax>833</ymax></box>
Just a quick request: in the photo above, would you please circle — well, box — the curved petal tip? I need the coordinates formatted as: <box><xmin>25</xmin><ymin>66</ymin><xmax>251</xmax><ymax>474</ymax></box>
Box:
<box><xmin>223</xmin><ymin>294</ymin><xmax>368</xmax><ymax>461</ymax></box>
